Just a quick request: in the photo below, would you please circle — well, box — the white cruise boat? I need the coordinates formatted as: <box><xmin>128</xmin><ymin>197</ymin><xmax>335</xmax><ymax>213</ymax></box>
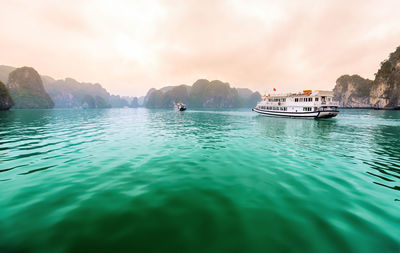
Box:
<box><xmin>252</xmin><ymin>90</ymin><xmax>339</xmax><ymax>119</ymax></box>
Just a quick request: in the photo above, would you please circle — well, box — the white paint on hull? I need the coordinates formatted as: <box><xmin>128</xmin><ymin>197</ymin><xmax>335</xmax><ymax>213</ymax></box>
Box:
<box><xmin>252</xmin><ymin>108</ymin><xmax>338</xmax><ymax>119</ymax></box>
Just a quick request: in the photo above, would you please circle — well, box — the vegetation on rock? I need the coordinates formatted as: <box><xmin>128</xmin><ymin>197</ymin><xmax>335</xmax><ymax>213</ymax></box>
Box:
<box><xmin>145</xmin><ymin>79</ymin><xmax>261</xmax><ymax>108</ymax></box>
<box><xmin>370</xmin><ymin>46</ymin><xmax>400</xmax><ymax>108</ymax></box>
<box><xmin>0</xmin><ymin>81</ymin><xmax>14</xmax><ymax>110</ymax></box>
<box><xmin>333</xmin><ymin>75</ymin><xmax>373</xmax><ymax>108</ymax></box>
<box><xmin>7</xmin><ymin>67</ymin><xmax>54</xmax><ymax>109</ymax></box>
<box><xmin>334</xmin><ymin>46</ymin><xmax>400</xmax><ymax>109</ymax></box>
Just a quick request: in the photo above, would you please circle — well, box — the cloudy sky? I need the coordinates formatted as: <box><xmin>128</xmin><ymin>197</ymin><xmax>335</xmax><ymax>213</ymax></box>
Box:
<box><xmin>1</xmin><ymin>0</ymin><xmax>400</xmax><ymax>96</ymax></box>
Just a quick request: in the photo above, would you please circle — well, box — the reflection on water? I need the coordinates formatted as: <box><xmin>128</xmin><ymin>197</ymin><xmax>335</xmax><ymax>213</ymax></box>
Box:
<box><xmin>0</xmin><ymin>108</ymin><xmax>399</xmax><ymax>252</ymax></box>
<box><xmin>366</xmin><ymin>117</ymin><xmax>400</xmax><ymax>193</ymax></box>
<box><xmin>254</xmin><ymin>110</ymin><xmax>400</xmax><ymax>198</ymax></box>
<box><xmin>255</xmin><ymin>116</ymin><xmax>338</xmax><ymax>139</ymax></box>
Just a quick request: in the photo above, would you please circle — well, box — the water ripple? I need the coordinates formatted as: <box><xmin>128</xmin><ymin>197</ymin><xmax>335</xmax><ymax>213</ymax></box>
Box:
<box><xmin>0</xmin><ymin>108</ymin><xmax>399</xmax><ymax>252</ymax></box>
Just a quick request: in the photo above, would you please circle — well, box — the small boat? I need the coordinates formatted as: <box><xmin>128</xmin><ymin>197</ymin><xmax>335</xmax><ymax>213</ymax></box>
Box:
<box><xmin>175</xmin><ymin>102</ymin><xmax>186</xmax><ymax>111</ymax></box>
<box><xmin>253</xmin><ymin>90</ymin><xmax>339</xmax><ymax>119</ymax></box>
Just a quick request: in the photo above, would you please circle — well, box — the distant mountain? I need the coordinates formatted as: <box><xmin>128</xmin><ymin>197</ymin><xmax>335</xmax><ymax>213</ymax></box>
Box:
<box><xmin>44</xmin><ymin>78</ymin><xmax>140</xmax><ymax>108</ymax></box>
<box><xmin>334</xmin><ymin>45</ymin><xmax>400</xmax><ymax>109</ymax></box>
<box><xmin>110</xmin><ymin>95</ymin><xmax>129</xmax><ymax>108</ymax></box>
<box><xmin>145</xmin><ymin>79</ymin><xmax>261</xmax><ymax>108</ymax></box>
<box><xmin>122</xmin><ymin>96</ymin><xmax>142</xmax><ymax>107</ymax></box>
<box><xmin>236</xmin><ymin>88</ymin><xmax>263</xmax><ymax>108</ymax></box>
<box><xmin>237</xmin><ymin>88</ymin><xmax>253</xmax><ymax>98</ymax></box>
<box><xmin>0</xmin><ymin>65</ymin><xmax>261</xmax><ymax>110</ymax></box>
<box><xmin>0</xmin><ymin>81</ymin><xmax>13</xmax><ymax>110</ymax></box>
<box><xmin>0</xmin><ymin>65</ymin><xmax>140</xmax><ymax>109</ymax></box>
<box><xmin>43</xmin><ymin>77</ymin><xmax>111</xmax><ymax>108</ymax></box>
<box><xmin>0</xmin><ymin>65</ymin><xmax>15</xmax><ymax>84</ymax></box>
<box><xmin>138</xmin><ymin>96</ymin><xmax>145</xmax><ymax>106</ymax></box>
<box><xmin>7</xmin><ymin>67</ymin><xmax>54</xmax><ymax>109</ymax></box>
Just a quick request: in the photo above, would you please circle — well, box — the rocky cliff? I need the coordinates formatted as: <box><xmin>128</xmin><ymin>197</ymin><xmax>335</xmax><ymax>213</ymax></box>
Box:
<box><xmin>334</xmin><ymin>46</ymin><xmax>400</xmax><ymax>109</ymax></box>
<box><xmin>145</xmin><ymin>79</ymin><xmax>261</xmax><ymax>108</ymax></box>
<box><xmin>0</xmin><ymin>81</ymin><xmax>13</xmax><ymax>110</ymax></box>
<box><xmin>369</xmin><ymin>46</ymin><xmax>400</xmax><ymax>108</ymax></box>
<box><xmin>7</xmin><ymin>67</ymin><xmax>54</xmax><ymax>109</ymax></box>
<box><xmin>333</xmin><ymin>75</ymin><xmax>373</xmax><ymax>108</ymax></box>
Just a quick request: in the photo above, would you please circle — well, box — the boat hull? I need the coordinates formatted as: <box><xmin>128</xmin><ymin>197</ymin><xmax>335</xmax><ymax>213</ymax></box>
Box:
<box><xmin>252</xmin><ymin>108</ymin><xmax>338</xmax><ymax>119</ymax></box>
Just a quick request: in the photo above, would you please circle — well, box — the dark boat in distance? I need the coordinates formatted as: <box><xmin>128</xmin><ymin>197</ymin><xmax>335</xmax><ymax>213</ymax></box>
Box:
<box><xmin>175</xmin><ymin>102</ymin><xmax>186</xmax><ymax>111</ymax></box>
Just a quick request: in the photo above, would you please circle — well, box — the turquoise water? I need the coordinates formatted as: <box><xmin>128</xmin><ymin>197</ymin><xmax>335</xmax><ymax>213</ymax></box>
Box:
<box><xmin>0</xmin><ymin>108</ymin><xmax>399</xmax><ymax>252</ymax></box>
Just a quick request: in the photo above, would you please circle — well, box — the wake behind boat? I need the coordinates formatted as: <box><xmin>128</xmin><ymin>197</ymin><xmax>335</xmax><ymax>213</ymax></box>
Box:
<box><xmin>253</xmin><ymin>90</ymin><xmax>339</xmax><ymax>119</ymax></box>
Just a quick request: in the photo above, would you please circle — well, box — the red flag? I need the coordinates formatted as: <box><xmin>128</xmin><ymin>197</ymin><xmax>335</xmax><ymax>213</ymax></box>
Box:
<box><xmin>273</xmin><ymin>88</ymin><xmax>276</xmax><ymax>91</ymax></box>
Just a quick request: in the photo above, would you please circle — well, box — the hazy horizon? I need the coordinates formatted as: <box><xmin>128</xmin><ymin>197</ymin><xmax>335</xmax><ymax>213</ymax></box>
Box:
<box><xmin>1</xmin><ymin>0</ymin><xmax>400</xmax><ymax>97</ymax></box>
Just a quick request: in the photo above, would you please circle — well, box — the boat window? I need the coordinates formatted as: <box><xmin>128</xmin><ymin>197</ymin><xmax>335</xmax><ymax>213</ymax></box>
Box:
<box><xmin>295</xmin><ymin>98</ymin><xmax>298</xmax><ymax>102</ymax></box>
<box><xmin>315</xmin><ymin>97</ymin><xmax>319</xmax><ymax>102</ymax></box>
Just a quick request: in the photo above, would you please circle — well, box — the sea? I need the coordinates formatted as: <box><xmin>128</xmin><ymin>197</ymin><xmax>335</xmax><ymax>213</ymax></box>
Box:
<box><xmin>0</xmin><ymin>108</ymin><xmax>399</xmax><ymax>252</ymax></box>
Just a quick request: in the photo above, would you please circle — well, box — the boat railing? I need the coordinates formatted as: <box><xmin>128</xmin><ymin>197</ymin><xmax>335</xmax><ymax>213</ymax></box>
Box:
<box><xmin>262</xmin><ymin>101</ymin><xmax>339</xmax><ymax>107</ymax></box>
<box><xmin>314</xmin><ymin>101</ymin><xmax>338</xmax><ymax>106</ymax></box>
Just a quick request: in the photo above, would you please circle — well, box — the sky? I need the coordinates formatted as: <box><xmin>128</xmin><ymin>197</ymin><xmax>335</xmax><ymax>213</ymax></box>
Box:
<box><xmin>1</xmin><ymin>0</ymin><xmax>400</xmax><ymax>96</ymax></box>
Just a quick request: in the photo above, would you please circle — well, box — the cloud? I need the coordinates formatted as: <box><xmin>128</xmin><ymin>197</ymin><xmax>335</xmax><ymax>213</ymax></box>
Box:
<box><xmin>1</xmin><ymin>0</ymin><xmax>400</xmax><ymax>95</ymax></box>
